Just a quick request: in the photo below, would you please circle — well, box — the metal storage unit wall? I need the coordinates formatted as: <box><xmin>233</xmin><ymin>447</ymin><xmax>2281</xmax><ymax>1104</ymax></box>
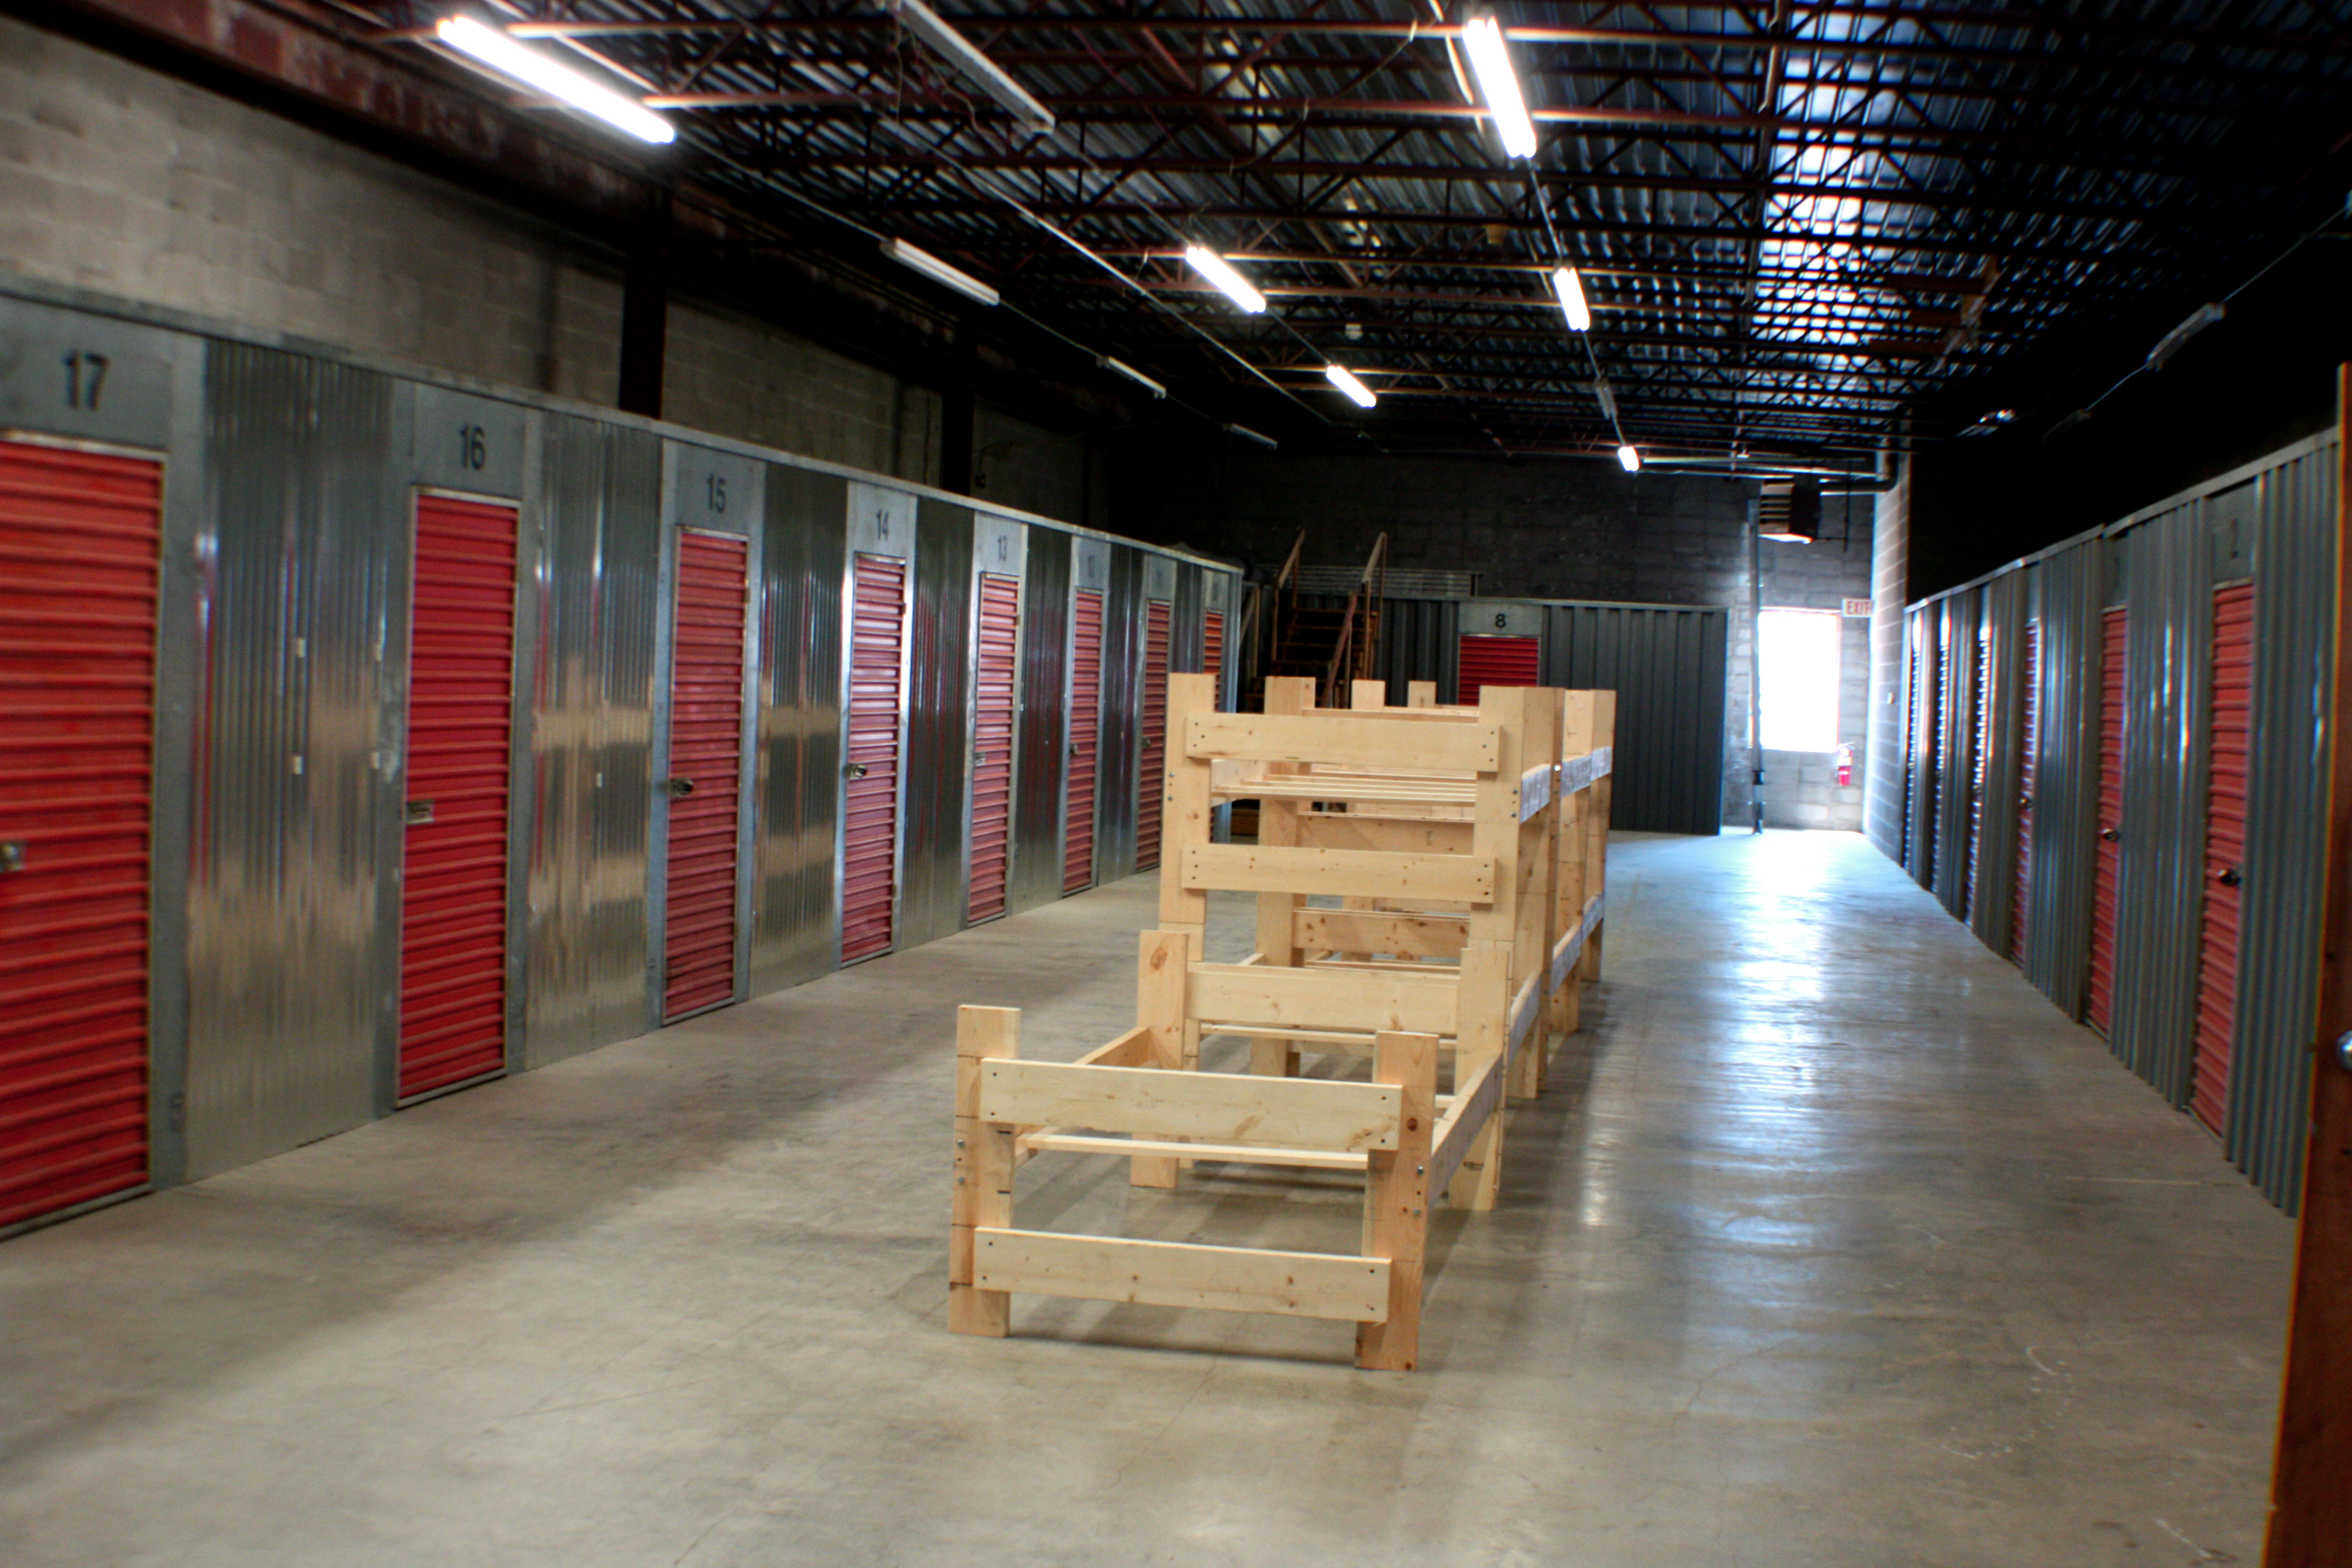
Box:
<box><xmin>0</xmin><ymin>274</ymin><xmax>1238</xmax><ymax>1233</ymax></box>
<box><xmin>1890</xmin><ymin>428</ymin><xmax>2340</xmax><ymax>1210</ymax></box>
<box><xmin>1095</xmin><ymin>547</ymin><xmax>1144</xmax><ymax>881</ymax></box>
<box><xmin>1545</xmin><ymin>602</ymin><xmax>1732</xmax><ymax>836</ymax></box>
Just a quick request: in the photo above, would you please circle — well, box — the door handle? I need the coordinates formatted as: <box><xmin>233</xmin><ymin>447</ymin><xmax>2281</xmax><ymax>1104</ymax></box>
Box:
<box><xmin>0</xmin><ymin>840</ymin><xmax>23</xmax><ymax>874</ymax></box>
<box><xmin>2099</xmin><ymin>827</ymin><xmax>2119</xmax><ymax>842</ymax></box>
<box><xmin>2218</xmin><ymin>865</ymin><xmax>2242</xmax><ymax>888</ymax></box>
<box><xmin>663</xmin><ymin>777</ymin><xmax>696</xmax><ymax>799</ymax></box>
<box><xmin>406</xmin><ymin>800</ymin><xmax>436</xmax><ymax>826</ymax></box>
<box><xmin>844</xmin><ymin>762</ymin><xmax>870</xmax><ymax>780</ymax></box>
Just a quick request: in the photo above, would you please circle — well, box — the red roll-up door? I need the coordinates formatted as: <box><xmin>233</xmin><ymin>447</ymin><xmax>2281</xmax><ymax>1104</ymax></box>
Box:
<box><xmin>1459</xmin><ymin>634</ymin><xmax>1540</xmax><ymax>705</ymax></box>
<box><xmin>1966</xmin><ymin>627</ymin><xmax>1989</xmax><ymax>918</ymax></box>
<box><xmin>2087</xmin><ymin>608</ymin><xmax>2128</xmax><ymax>1035</ymax></box>
<box><xmin>968</xmin><ymin>573</ymin><xmax>1019</xmax><ymax>923</ymax></box>
<box><xmin>2012</xmin><ymin>620</ymin><xmax>2040</xmax><ymax>962</ymax></box>
<box><xmin>844</xmin><ymin>553</ymin><xmax>907</xmax><ymax>962</ymax></box>
<box><xmin>662</xmin><ymin>531</ymin><xmax>749</xmax><ymax>1021</ymax></box>
<box><xmin>1135</xmin><ymin>601</ymin><xmax>1172</xmax><ymax>871</ymax></box>
<box><xmin>0</xmin><ymin>440</ymin><xmax>161</xmax><ymax>1229</ymax></box>
<box><xmin>1202</xmin><ymin>610</ymin><xmax>1225</xmax><ymax>695</ymax></box>
<box><xmin>2191</xmin><ymin>584</ymin><xmax>2254</xmax><ymax>1134</ymax></box>
<box><xmin>398</xmin><ymin>494</ymin><xmax>518</xmax><ymax>1099</ymax></box>
<box><xmin>1064</xmin><ymin>589</ymin><xmax>1103</xmax><ymax>894</ymax></box>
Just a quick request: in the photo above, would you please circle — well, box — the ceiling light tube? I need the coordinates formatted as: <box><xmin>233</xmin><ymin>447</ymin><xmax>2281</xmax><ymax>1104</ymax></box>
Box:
<box><xmin>880</xmin><ymin>238</ymin><xmax>1000</xmax><ymax>306</ymax></box>
<box><xmin>881</xmin><ymin>0</ymin><xmax>1055</xmax><ymax>133</ymax></box>
<box><xmin>1182</xmin><ymin>246</ymin><xmax>1267</xmax><ymax>314</ymax></box>
<box><xmin>1552</xmin><ymin>266</ymin><xmax>1592</xmax><ymax>332</ymax></box>
<box><xmin>435</xmin><ymin>17</ymin><xmax>675</xmax><ymax>144</ymax></box>
<box><xmin>1224</xmin><ymin>423</ymin><xmax>1278</xmax><ymax>450</ymax></box>
<box><xmin>1617</xmin><ymin>444</ymin><xmax>1642</xmax><ymax>473</ymax></box>
<box><xmin>1101</xmin><ymin>356</ymin><xmax>1166</xmax><ymax>398</ymax></box>
<box><xmin>1324</xmin><ymin>365</ymin><xmax>1378</xmax><ymax>409</ymax></box>
<box><xmin>1462</xmin><ymin>16</ymin><xmax>1538</xmax><ymax>159</ymax></box>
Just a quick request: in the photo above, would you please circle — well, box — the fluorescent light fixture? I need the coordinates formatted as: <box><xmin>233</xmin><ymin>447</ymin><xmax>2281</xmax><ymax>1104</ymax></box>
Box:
<box><xmin>435</xmin><ymin>17</ymin><xmax>675</xmax><ymax>145</ymax></box>
<box><xmin>1324</xmin><ymin>365</ymin><xmax>1378</xmax><ymax>409</ymax></box>
<box><xmin>1101</xmin><ymin>356</ymin><xmax>1166</xmax><ymax>398</ymax></box>
<box><xmin>881</xmin><ymin>0</ymin><xmax>1054</xmax><ymax>133</ymax></box>
<box><xmin>880</xmin><ymin>237</ymin><xmax>1000</xmax><ymax>307</ymax></box>
<box><xmin>1182</xmin><ymin>246</ymin><xmax>1267</xmax><ymax>314</ymax></box>
<box><xmin>1552</xmin><ymin>266</ymin><xmax>1591</xmax><ymax>332</ymax></box>
<box><xmin>1616</xmin><ymin>444</ymin><xmax>1641</xmax><ymax>473</ymax></box>
<box><xmin>1462</xmin><ymin>15</ymin><xmax>1538</xmax><ymax>159</ymax></box>
<box><xmin>1224</xmin><ymin>422</ymin><xmax>1278</xmax><ymax>450</ymax></box>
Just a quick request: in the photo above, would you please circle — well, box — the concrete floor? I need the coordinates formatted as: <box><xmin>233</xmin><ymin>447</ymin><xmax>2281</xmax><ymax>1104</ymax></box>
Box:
<box><xmin>0</xmin><ymin>831</ymin><xmax>2296</xmax><ymax>1567</ymax></box>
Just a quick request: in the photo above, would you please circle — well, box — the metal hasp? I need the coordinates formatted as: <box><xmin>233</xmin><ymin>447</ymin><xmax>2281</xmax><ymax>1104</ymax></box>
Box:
<box><xmin>404</xmin><ymin>800</ymin><xmax>435</xmax><ymax>826</ymax></box>
<box><xmin>663</xmin><ymin>777</ymin><xmax>697</xmax><ymax>798</ymax></box>
<box><xmin>844</xmin><ymin>762</ymin><xmax>869</xmax><ymax>780</ymax></box>
<box><xmin>0</xmin><ymin>840</ymin><xmax>22</xmax><ymax>873</ymax></box>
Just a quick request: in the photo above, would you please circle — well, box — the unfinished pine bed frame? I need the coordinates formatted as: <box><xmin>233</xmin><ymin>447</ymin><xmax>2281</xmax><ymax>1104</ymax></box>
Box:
<box><xmin>949</xmin><ymin>673</ymin><xmax>1615</xmax><ymax>1370</ymax></box>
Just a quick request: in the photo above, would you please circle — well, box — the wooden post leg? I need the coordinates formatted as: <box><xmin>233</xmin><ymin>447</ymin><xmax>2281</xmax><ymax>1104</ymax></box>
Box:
<box><xmin>1357</xmin><ymin>1031</ymin><xmax>1438</xmax><ymax>1372</ymax></box>
<box><xmin>951</xmin><ymin>1005</ymin><xmax>1018</xmax><ymax>1336</ymax></box>
<box><xmin>1131</xmin><ymin>930</ymin><xmax>1187</xmax><ymax>1188</ymax></box>
<box><xmin>1579</xmin><ymin>921</ymin><xmax>1605</xmax><ymax>984</ymax></box>
<box><xmin>1249</xmin><ymin>1039</ymin><xmax>1299</xmax><ymax>1077</ymax></box>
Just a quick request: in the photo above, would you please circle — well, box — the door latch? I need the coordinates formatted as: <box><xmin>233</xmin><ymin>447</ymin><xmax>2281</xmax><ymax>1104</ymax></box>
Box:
<box><xmin>844</xmin><ymin>762</ymin><xmax>870</xmax><ymax>780</ymax></box>
<box><xmin>0</xmin><ymin>841</ymin><xmax>24</xmax><ymax>874</ymax></box>
<box><xmin>663</xmin><ymin>777</ymin><xmax>697</xmax><ymax>799</ymax></box>
<box><xmin>406</xmin><ymin>800</ymin><xmax>436</xmax><ymax>826</ymax></box>
<box><xmin>2217</xmin><ymin>865</ymin><xmax>2242</xmax><ymax>888</ymax></box>
<box><xmin>2099</xmin><ymin>827</ymin><xmax>2120</xmax><ymax>842</ymax></box>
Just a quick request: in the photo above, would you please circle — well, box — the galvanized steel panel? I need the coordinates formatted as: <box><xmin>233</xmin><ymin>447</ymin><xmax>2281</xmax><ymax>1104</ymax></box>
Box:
<box><xmin>1903</xmin><ymin>606</ymin><xmax>1939</xmax><ymax>887</ymax></box>
<box><xmin>750</xmin><ymin>463</ymin><xmax>844</xmax><ymax>993</ymax></box>
<box><xmin>524</xmin><ymin>412</ymin><xmax>661</xmax><ymax>1069</ymax></box>
<box><xmin>2231</xmin><ymin>441</ymin><xmax>2337</xmax><ymax>1208</ymax></box>
<box><xmin>1969</xmin><ymin>573</ymin><xmax>2026</xmax><ymax>954</ymax></box>
<box><xmin>186</xmin><ymin>343</ymin><xmax>394</xmax><ymax>1176</ymax></box>
<box><xmin>1011</xmin><ymin>526</ymin><xmax>1070</xmax><ymax>914</ymax></box>
<box><xmin>2110</xmin><ymin>502</ymin><xmax>2213</xmax><ymax>1104</ymax></box>
<box><xmin>898</xmin><ymin>498</ymin><xmax>973</xmax><ymax>948</ymax></box>
<box><xmin>2019</xmin><ymin>541</ymin><xmax>2107</xmax><ymax>1020</ymax></box>
<box><xmin>1930</xmin><ymin>592</ymin><xmax>1979</xmax><ymax>916</ymax></box>
<box><xmin>1097</xmin><ymin>546</ymin><xmax>1143</xmax><ymax>880</ymax></box>
<box><xmin>1544</xmin><ymin>604</ymin><xmax>1729</xmax><ymax>835</ymax></box>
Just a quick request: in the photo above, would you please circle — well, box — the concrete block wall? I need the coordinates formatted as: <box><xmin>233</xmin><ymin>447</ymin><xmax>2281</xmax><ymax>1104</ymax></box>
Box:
<box><xmin>0</xmin><ymin>15</ymin><xmax>1002</xmax><ymax>494</ymax></box>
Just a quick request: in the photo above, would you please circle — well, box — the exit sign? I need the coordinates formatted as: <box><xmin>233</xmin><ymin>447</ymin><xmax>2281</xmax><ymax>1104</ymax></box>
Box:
<box><xmin>1842</xmin><ymin>597</ymin><xmax>1873</xmax><ymax>618</ymax></box>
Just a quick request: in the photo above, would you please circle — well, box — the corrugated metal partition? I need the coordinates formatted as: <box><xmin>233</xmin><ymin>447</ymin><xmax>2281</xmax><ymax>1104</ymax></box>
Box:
<box><xmin>187</xmin><ymin>345</ymin><xmax>394</xmax><ymax>1176</ymax></box>
<box><xmin>1545</xmin><ymin>603</ymin><xmax>1730</xmax><ymax>835</ymax></box>
<box><xmin>1009</xmin><ymin>525</ymin><xmax>1068</xmax><ymax>917</ymax></box>
<box><xmin>968</xmin><ymin>562</ymin><xmax>1020</xmax><ymax>924</ymax></box>
<box><xmin>751</xmin><ymin>464</ymin><xmax>844</xmax><ymax>995</ymax></box>
<box><xmin>0</xmin><ymin>440</ymin><xmax>162</xmax><ymax>1228</ymax></box>
<box><xmin>1096</xmin><ymin>547</ymin><xmax>1142</xmax><ymax>880</ymax></box>
<box><xmin>397</xmin><ymin>493</ymin><xmax>517</xmax><ymax>1099</ymax></box>
<box><xmin>1902</xmin><ymin>607</ymin><xmax>1939</xmax><ymax>888</ymax></box>
<box><xmin>1890</xmin><ymin>428</ymin><xmax>2338</xmax><ymax>1210</ymax></box>
<box><xmin>1969</xmin><ymin>574</ymin><xmax>2025</xmax><ymax>955</ymax></box>
<box><xmin>2232</xmin><ymin>446</ymin><xmax>2336</xmax><ymax>1207</ymax></box>
<box><xmin>526</xmin><ymin>413</ymin><xmax>662</xmax><ymax>1072</ymax></box>
<box><xmin>1929</xmin><ymin>592</ymin><xmax>1977</xmax><ymax>917</ymax></box>
<box><xmin>2191</xmin><ymin>580</ymin><xmax>2254</xmax><ymax>1134</ymax></box>
<box><xmin>900</xmin><ymin>500</ymin><xmax>973</xmax><ymax>949</ymax></box>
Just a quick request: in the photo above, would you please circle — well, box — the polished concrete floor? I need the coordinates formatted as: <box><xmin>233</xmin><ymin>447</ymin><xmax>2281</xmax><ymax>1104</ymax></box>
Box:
<box><xmin>0</xmin><ymin>831</ymin><xmax>2296</xmax><ymax>1567</ymax></box>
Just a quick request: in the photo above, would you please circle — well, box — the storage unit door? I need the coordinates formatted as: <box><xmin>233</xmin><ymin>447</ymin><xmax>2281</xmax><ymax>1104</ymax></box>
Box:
<box><xmin>1202</xmin><ymin>609</ymin><xmax>1225</xmax><ymax>699</ymax></box>
<box><xmin>2088</xmin><ymin>607</ymin><xmax>2128</xmax><ymax>1034</ymax></box>
<box><xmin>2012</xmin><ymin>620</ymin><xmax>2039</xmax><ymax>962</ymax></box>
<box><xmin>399</xmin><ymin>494</ymin><xmax>519</xmax><ymax>1099</ymax></box>
<box><xmin>843</xmin><ymin>553</ymin><xmax>908</xmax><ymax>962</ymax></box>
<box><xmin>1459</xmin><ymin>633</ymin><xmax>1540</xmax><ymax>704</ymax></box>
<box><xmin>1134</xmin><ymin>600</ymin><xmax>1171</xmax><ymax>871</ymax></box>
<box><xmin>1966</xmin><ymin>627</ymin><xmax>1989</xmax><ymax>917</ymax></box>
<box><xmin>968</xmin><ymin>572</ymin><xmax>1019</xmax><ymax>922</ymax></box>
<box><xmin>0</xmin><ymin>441</ymin><xmax>161</xmax><ymax>1228</ymax></box>
<box><xmin>2191</xmin><ymin>584</ymin><xmax>2254</xmax><ymax>1133</ymax></box>
<box><xmin>1064</xmin><ymin>588</ymin><xmax>1104</xmax><ymax>894</ymax></box>
<box><xmin>662</xmin><ymin>531</ymin><xmax>750</xmax><ymax>1020</ymax></box>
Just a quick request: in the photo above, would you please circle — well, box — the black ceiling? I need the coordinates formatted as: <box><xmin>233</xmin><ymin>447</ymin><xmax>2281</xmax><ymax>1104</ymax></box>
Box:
<box><xmin>356</xmin><ymin>1</ymin><xmax>2352</xmax><ymax>474</ymax></box>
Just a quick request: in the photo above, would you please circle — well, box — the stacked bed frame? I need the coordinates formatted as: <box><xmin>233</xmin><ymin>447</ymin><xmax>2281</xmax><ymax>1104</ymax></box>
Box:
<box><xmin>950</xmin><ymin>674</ymin><xmax>1616</xmax><ymax>1370</ymax></box>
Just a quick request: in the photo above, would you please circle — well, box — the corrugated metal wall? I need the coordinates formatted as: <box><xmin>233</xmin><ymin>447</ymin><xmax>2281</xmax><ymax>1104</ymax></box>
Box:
<box><xmin>1545</xmin><ymin>603</ymin><xmax>1730</xmax><ymax>835</ymax></box>
<box><xmin>1969</xmin><ymin>572</ymin><xmax>2026</xmax><ymax>954</ymax></box>
<box><xmin>1097</xmin><ymin>546</ymin><xmax>1142</xmax><ymax>880</ymax></box>
<box><xmin>1890</xmin><ymin>429</ymin><xmax>2340</xmax><ymax>1211</ymax></box>
<box><xmin>0</xmin><ymin>280</ymin><xmax>1240</xmax><ymax>1228</ymax></box>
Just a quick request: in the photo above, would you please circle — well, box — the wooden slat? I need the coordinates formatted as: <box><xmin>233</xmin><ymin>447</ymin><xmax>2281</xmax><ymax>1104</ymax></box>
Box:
<box><xmin>1181</xmin><ymin>843</ymin><xmax>1495</xmax><ymax>903</ymax></box>
<box><xmin>1072</xmin><ymin>1026</ymin><xmax>1154</xmax><ymax>1069</ymax></box>
<box><xmin>1298</xmin><ymin>814</ymin><xmax>1474</xmax><ymax>855</ymax></box>
<box><xmin>1020</xmin><ymin>1132</ymin><xmax>1368</xmax><ymax>1171</ymax></box>
<box><xmin>1295</xmin><ymin>908</ymin><xmax>1469</xmax><ymax>958</ymax></box>
<box><xmin>1186</xmin><ymin>711</ymin><xmax>1500</xmax><ymax>773</ymax></box>
<box><xmin>974</xmin><ymin>1229</ymin><xmax>1390</xmax><ymax>1322</ymax></box>
<box><xmin>1187</xmin><ymin>961</ymin><xmax>1459</xmax><ymax>1037</ymax></box>
<box><xmin>1429</xmin><ymin>1057</ymin><xmax>1503</xmax><ymax>1201</ymax></box>
<box><xmin>978</xmin><ymin>1059</ymin><xmax>1402</xmax><ymax>1151</ymax></box>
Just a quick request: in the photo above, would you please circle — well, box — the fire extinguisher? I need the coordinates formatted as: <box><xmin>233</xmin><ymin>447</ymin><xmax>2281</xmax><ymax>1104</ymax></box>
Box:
<box><xmin>1835</xmin><ymin>744</ymin><xmax>1853</xmax><ymax>787</ymax></box>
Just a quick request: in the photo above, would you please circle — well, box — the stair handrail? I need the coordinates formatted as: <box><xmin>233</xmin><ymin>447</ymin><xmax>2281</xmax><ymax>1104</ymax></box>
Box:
<box><xmin>1323</xmin><ymin>531</ymin><xmax>1389</xmax><ymax>700</ymax></box>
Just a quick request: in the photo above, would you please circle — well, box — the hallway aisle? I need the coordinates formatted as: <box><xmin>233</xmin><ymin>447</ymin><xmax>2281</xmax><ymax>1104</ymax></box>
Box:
<box><xmin>0</xmin><ymin>833</ymin><xmax>2292</xmax><ymax>1568</ymax></box>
